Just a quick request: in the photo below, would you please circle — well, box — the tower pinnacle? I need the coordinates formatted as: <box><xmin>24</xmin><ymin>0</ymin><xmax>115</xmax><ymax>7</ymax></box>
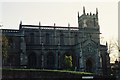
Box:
<box><xmin>19</xmin><ymin>21</ymin><xmax>22</xmax><ymax>29</ymax></box>
<box><xmin>68</xmin><ymin>23</ymin><xmax>70</xmax><ymax>27</ymax></box>
<box><xmin>106</xmin><ymin>41</ymin><xmax>108</xmax><ymax>47</ymax></box>
<box><xmin>83</xmin><ymin>6</ymin><xmax>85</xmax><ymax>14</ymax></box>
<box><xmin>20</xmin><ymin>21</ymin><xmax>22</xmax><ymax>25</ymax></box>
<box><xmin>78</xmin><ymin>11</ymin><xmax>79</xmax><ymax>18</ymax></box>
<box><xmin>39</xmin><ymin>21</ymin><xmax>41</xmax><ymax>26</ymax></box>
<box><xmin>96</xmin><ymin>8</ymin><xmax>98</xmax><ymax>15</ymax></box>
<box><xmin>54</xmin><ymin>23</ymin><xmax>56</xmax><ymax>26</ymax></box>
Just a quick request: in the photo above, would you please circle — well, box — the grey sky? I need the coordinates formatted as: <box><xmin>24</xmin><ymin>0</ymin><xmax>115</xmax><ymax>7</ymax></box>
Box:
<box><xmin>1</xmin><ymin>1</ymin><xmax>118</xmax><ymax>62</ymax></box>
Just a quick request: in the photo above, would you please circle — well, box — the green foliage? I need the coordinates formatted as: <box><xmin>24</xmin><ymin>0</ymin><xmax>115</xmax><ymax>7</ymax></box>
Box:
<box><xmin>64</xmin><ymin>55</ymin><xmax>72</xmax><ymax>69</ymax></box>
<box><xmin>2</xmin><ymin>35</ymin><xmax>9</xmax><ymax>60</ymax></box>
<box><xmin>2</xmin><ymin>68</ymin><xmax>93</xmax><ymax>75</ymax></box>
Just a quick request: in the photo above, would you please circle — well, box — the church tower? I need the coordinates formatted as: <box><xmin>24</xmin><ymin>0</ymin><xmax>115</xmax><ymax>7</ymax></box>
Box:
<box><xmin>78</xmin><ymin>7</ymin><xmax>99</xmax><ymax>28</ymax></box>
<box><xmin>78</xmin><ymin>7</ymin><xmax>100</xmax><ymax>43</ymax></box>
<box><xmin>78</xmin><ymin>7</ymin><xmax>102</xmax><ymax>74</ymax></box>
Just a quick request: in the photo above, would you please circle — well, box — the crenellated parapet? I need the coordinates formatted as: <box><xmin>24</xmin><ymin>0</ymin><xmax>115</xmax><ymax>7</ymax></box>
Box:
<box><xmin>2</xmin><ymin>29</ymin><xmax>19</xmax><ymax>33</ymax></box>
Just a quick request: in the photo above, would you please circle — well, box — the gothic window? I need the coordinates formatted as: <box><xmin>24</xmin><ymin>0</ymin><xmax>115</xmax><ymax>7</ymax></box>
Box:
<box><xmin>39</xmin><ymin>54</ymin><xmax>42</xmax><ymax>68</ymax></box>
<box><xmin>58</xmin><ymin>52</ymin><xmax>61</xmax><ymax>68</ymax></box>
<box><xmin>30</xmin><ymin>33</ymin><xmax>34</xmax><ymax>44</ymax></box>
<box><xmin>83</xmin><ymin>20</ymin><xmax>87</xmax><ymax>27</ymax></box>
<box><xmin>86</xmin><ymin>20</ymin><xmax>93</xmax><ymax>27</ymax></box>
<box><xmin>7</xmin><ymin>55</ymin><xmax>15</xmax><ymax>66</ymax></box>
<box><xmin>25</xmin><ymin>34</ymin><xmax>31</xmax><ymax>44</ymax></box>
<box><xmin>47</xmin><ymin>52</ymin><xmax>55</xmax><ymax>69</ymax></box>
<box><xmin>28</xmin><ymin>52</ymin><xmax>37</xmax><ymax>68</ymax></box>
<box><xmin>74</xmin><ymin>34</ymin><xmax>78</xmax><ymax>45</ymax></box>
<box><xmin>8</xmin><ymin>37</ymin><xmax>13</xmax><ymax>48</ymax></box>
<box><xmin>45</xmin><ymin>33</ymin><xmax>50</xmax><ymax>45</ymax></box>
<box><xmin>60</xmin><ymin>34</ymin><xmax>64</xmax><ymax>45</ymax></box>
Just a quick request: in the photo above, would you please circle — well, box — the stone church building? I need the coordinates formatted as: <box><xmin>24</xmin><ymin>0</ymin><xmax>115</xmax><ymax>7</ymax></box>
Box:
<box><xmin>2</xmin><ymin>7</ymin><xmax>110</xmax><ymax>75</ymax></box>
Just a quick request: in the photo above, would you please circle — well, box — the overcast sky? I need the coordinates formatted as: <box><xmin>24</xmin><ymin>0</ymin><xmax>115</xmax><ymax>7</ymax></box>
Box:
<box><xmin>0</xmin><ymin>1</ymin><xmax>118</xmax><ymax>62</ymax></box>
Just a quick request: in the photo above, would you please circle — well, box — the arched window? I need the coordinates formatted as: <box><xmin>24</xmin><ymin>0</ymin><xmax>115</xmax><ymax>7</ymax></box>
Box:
<box><xmin>74</xmin><ymin>34</ymin><xmax>78</xmax><ymax>45</ymax></box>
<box><xmin>28</xmin><ymin>52</ymin><xmax>37</xmax><ymax>68</ymax></box>
<box><xmin>8</xmin><ymin>37</ymin><xmax>12</xmax><ymax>46</ymax></box>
<box><xmin>47</xmin><ymin>52</ymin><xmax>55</xmax><ymax>69</ymax></box>
<box><xmin>39</xmin><ymin>54</ymin><xmax>42</xmax><ymax>68</ymax></box>
<box><xmin>60</xmin><ymin>34</ymin><xmax>64</xmax><ymax>45</ymax></box>
<box><xmin>30</xmin><ymin>33</ymin><xmax>34</xmax><ymax>44</ymax></box>
<box><xmin>45</xmin><ymin>33</ymin><xmax>50</xmax><ymax>45</ymax></box>
<box><xmin>58</xmin><ymin>52</ymin><xmax>61</xmax><ymax>69</ymax></box>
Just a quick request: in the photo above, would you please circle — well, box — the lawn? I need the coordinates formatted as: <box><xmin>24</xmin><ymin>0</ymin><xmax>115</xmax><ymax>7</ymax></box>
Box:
<box><xmin>2</xmin><ymin>68</ymin><xmax>93</xmax><ymax>75</ymax></box>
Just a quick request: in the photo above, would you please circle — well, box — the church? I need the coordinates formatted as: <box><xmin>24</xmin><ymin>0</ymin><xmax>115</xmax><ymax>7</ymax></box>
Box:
<box><xmin>2</xmin><ymin>7</ymin><xmax>110</xmax><ymax>75</ymax></box>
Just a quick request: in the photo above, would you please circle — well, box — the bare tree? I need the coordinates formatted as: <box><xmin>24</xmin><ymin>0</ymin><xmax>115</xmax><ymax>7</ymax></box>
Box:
<box><xmin>112</xmin><ymin>40</ymin><xmax>120</xmax><ymax>61</ymax></box>
<box><xmin>100</xmin><ymin>36</ymin><xmax>119</xmax><ymax>62</ymax></box>
<box><xmin>108</xmin><ymin>39</ymin><xmax>119</xmax><ymax>62</ymax></box>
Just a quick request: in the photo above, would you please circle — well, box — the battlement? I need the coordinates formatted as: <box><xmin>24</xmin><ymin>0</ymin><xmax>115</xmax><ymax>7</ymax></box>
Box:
<box><xmin>86</xmin><ymin>13</ymin><xmax>97</xmax><ymax>16</ymax></box>
<box><xmin>19</xmin><ymin>22</ymin><xmax>79</xmax><ymax>31</ymax></box>
<box><xmin>2</xmin><ymin>29</ymin><xmax>19</xmax><ymax>33</ymax></box>
<box><xmin>78</xmin><ymin>6</ymin><xmax>98</xmax><ymax>19</ymax></box>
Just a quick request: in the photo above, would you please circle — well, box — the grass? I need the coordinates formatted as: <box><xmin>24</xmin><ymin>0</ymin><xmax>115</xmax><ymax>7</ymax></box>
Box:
<box><xmin>2</xmin><ymin>68</ymin><xmax>93</xmax><ymax>75</ymax></box>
